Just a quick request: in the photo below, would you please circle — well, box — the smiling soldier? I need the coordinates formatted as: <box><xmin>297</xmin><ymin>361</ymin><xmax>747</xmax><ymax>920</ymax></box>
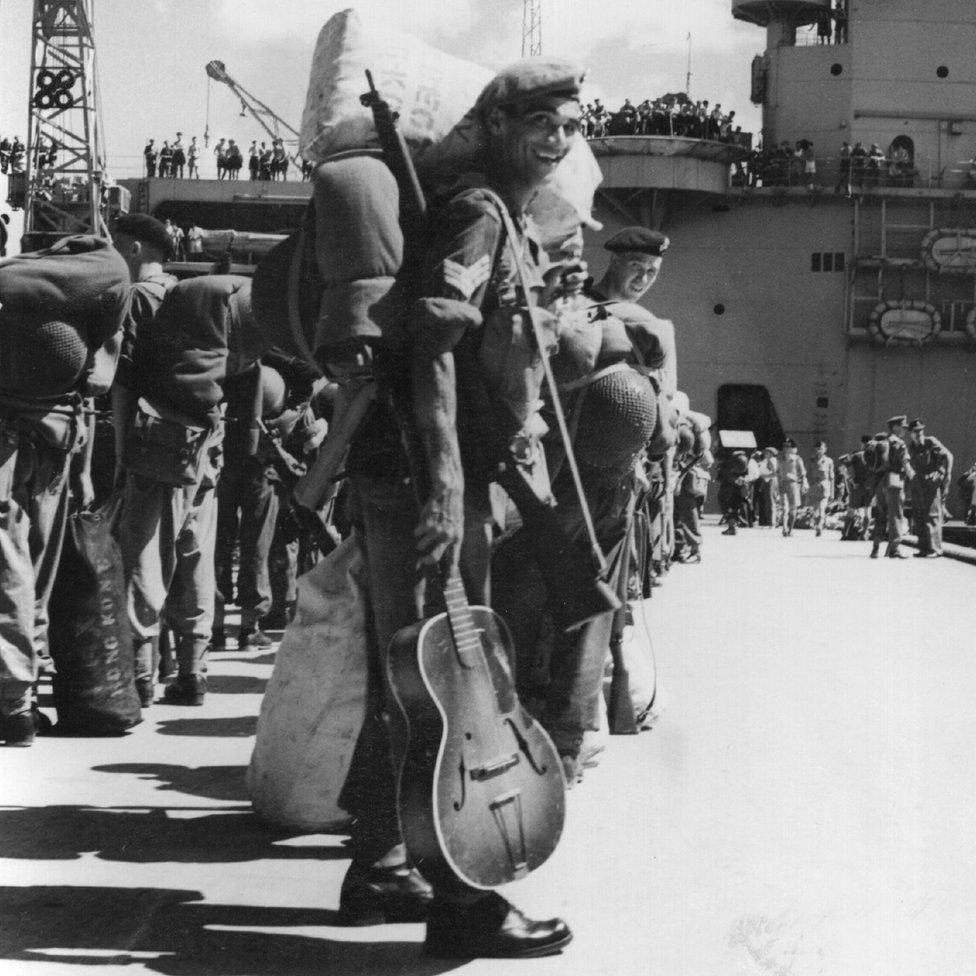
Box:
<box><xmin>336</xmin><ymin>59</ymin><xmax>587</xmax><ymax>960</ymax></box>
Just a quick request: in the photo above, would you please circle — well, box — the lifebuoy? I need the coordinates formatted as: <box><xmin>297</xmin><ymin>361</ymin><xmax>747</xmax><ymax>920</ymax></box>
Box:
<box><xmin>867</xmin><ymin>300</ymin><xmax>941</xmax><ymax>346</ymax></box>
<box><xmin>920</xmin><ymin>228</ymin><xmax>976</xmax><ymax>274</ymax></box>
<box><xmin>964</xmin><ymin>307</ymin><xmax>976</xmax><ymax>344</ymax></box>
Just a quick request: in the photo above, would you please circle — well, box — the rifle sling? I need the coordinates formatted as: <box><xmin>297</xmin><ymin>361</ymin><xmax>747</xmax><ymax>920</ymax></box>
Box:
<box><xmin>479</xmin><ymin>188</ymin><xmax>610</xmax><ymax>581</ymax></box>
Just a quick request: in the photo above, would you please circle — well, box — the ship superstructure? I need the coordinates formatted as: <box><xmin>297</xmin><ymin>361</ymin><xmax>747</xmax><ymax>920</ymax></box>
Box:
<box><xmin>587</xmin><ymin>0</ymin><xmax>976</xmax><ymax>482</ymax></box>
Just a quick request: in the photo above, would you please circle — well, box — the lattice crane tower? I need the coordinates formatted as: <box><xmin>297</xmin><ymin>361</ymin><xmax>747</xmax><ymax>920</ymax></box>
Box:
<box><xmin>21</xmin><ymin>0</ymin><xmax>111</xmax><ymax>250</ymax></box>
<box><xmin>522</xmin><ymin>0</ymin><xmax>542</xmax><ymax>57</ymax></box>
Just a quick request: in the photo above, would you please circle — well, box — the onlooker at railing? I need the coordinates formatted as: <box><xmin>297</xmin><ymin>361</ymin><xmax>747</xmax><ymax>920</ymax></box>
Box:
<box><xmin>850</xmin><ymin>141</ymin><xmax>867</xmax><ymax>188</ymax></box>
<box><xmin>187</xmin><ymin>137</ymin><xmax>200</xmax><ymax>179</ymax></box>
<box><xmin>171</xmin><ymin>133</ymin><xmax>186</xmax><ymax>179</ymax></box>
<box><xmin>143</xmin><ymin>140</ymin><xmax>158</xmax><ymax>178</ymax></box>
<box><xmin>214</xmin><ymin>137</ymin><xmax>227</xmax><ymax>180</ymax></box>
<box><xmin>835</xmin><ymin>141</ymin><xmax>852</xmax><ymax>195</ymax></box>
<box><xmin>248</xmin><ymin>141</ymin><xmax>259</xmax><ymax>180</ymax></box>
<box><xmin>158</xmin><ymin>140</ymin><xmax>173</xmax><ymax>178</ymax></box>
<box><xmin>865</xmin><ymin>143</ymin><xmax>885</xmax><ymax>188</ymax></box>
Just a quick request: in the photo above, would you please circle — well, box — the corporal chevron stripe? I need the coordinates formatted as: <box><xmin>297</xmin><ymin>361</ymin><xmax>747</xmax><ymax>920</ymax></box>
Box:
<box><xmin>441</xmin><ymin>256</ymin><xmax>491</xmax><ymax>301</ymax></box>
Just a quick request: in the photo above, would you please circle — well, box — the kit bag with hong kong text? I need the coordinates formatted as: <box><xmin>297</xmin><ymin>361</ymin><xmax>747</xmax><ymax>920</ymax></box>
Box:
<box><xmin>48</xmin><ymin>499</ymin><xmax>142</xmax><ymax>735</ymax></box>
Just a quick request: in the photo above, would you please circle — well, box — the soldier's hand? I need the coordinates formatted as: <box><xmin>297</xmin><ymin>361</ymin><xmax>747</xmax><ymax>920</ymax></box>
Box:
<box><xmin>415</xmin><ymin>484</ymin><xmax>463</xmax><ymax>569</ymax></box>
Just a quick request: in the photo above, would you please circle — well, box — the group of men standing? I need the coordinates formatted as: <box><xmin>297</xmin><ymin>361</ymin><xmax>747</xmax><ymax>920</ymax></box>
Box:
<box><xmin>0</xmin><ymin>56</ymin><xmax>686</xmax><ymax>962</ymax></box>
<box><xmin>839</xmin><ymin>414</ymin><xmax>951</xmax><ymax>558</ymax></box>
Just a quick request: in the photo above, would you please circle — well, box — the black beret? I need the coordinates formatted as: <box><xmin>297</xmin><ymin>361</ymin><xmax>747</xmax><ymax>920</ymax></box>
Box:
<box><xmin>605</xmin><ymin>227</ymin><xmax>670</xmax><ymax>257</ymax></box>
<box><xmin>114</xmin><ymin>213</ymin><xmax>172</xmax><ymax>258</ymax></box>
<box><xmin>476</xmin><ymin>59</ymin><xmax>586</xmax><ymax>112</ymax></box>
<box><xmin>908</xmin><ymin>418</ymin><xmax>925</xmax><ymax>431</ymax></box>
<box><xmin>886</xmin><ymin>414</ymin><xmax>907</xmax><ymax>427</ymax></box>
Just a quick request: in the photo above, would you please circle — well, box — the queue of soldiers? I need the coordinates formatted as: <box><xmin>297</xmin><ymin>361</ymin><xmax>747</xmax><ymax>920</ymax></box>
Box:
<box><xmin>0</xmin><ymin>58</ymin><xmax>721</xmax><ymax>960</ymax></box>
<box><xmin>715</xmin><ymin>415</ymin><xmax>955</xmax><ymax>558</ymax></box>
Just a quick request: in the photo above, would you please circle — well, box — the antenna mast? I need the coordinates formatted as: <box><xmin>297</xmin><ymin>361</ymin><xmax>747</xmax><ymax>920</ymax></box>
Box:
<box><xmin>19</xmin><ymin>0</ymin><xmax>111</xmax><ymax>250</ymax></box>
<box><xmin>685</xmin><ymin>32</ymin><xmax>692</xmax><ymax>94</ymax></box>
<box><xmin>522</xmin><ymin>0</ymin><xmax>542</xmax><ymax>57</ymax></box>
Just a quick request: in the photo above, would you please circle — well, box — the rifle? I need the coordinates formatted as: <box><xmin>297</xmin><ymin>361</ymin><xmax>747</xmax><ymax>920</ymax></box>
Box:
<box><xmin>360</xmin><ymin>69</ymin><xmax>427</xmax><ymax>228</ymax></box>
<box><xmin>255</xmin><ymin>415</ymin><xmax>340</xmax><ymax>557</ymax></box>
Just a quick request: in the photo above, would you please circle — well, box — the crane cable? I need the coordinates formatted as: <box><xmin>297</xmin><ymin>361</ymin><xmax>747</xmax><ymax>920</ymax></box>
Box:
<box><xmin>204</xmin><ymin>75</ymin><xmax>211</xmax><ymax>148</ymax></box>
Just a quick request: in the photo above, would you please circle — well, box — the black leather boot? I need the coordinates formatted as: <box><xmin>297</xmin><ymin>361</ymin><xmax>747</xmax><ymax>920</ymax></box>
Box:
<box><xmin>424</xmin><ymin>892</ymin><xmax>572</xmax><ymax>959</ymax></box>
<box><xmin>337</xmin><ymin>862</ymin><xmax>433</xmax><ymax>925</ymax></box>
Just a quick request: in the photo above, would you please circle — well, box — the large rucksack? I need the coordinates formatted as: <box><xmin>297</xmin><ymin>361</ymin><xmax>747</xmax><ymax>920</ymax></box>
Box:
<box><xmin>0</xmin><ymin>235</ymin><xmax>129</xmax><ymax>397</ymax></box>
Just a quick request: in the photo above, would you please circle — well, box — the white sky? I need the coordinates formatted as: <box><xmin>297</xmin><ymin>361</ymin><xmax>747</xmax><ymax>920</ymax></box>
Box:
<box><xmin>0</xmin><ymin>0</ymin><xmax>763</xmax><ymax>180</ymax></box>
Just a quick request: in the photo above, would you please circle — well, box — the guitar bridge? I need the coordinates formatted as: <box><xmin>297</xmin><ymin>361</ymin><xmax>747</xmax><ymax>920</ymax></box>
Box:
<box><xmin>470</xmin><ymin>752</ymin><xmax>519</xmax><ymax>781</ymax></box>
<box><xmin>489</xmin><ymin>789</ymin><xmax>528</xmax><ymax>878</ymax></box>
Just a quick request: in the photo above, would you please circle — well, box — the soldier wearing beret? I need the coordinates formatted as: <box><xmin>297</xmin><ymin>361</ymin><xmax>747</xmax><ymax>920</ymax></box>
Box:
<box><xmin>906</xmin><ymin>419</ymin><xmax>951</xmax><ymax>557</ymax></box>
<box><xmin>869</xmin><ymin>415</ymin><xmax>914</xmax><ymax>558</ymax></box>
<box><xmin>334</xmin><ymin>59</ymin><xmax>583</xmax><ymax>958</ymax></box>
<box><xmin>587</xmin><ymin>227</ymin><xmax>677</xmax><ymax>578</ymax></box>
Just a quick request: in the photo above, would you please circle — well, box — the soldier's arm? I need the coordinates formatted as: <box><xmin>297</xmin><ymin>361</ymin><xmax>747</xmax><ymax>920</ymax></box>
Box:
<box><xmin>410</xmin><ymin>192</ymin><xmax>501</xmax><ymax>566</ymax></box>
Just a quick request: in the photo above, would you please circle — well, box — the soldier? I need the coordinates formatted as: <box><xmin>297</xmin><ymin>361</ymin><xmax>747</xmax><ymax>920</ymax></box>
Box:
<box><xmin>333</xmin><ymin>59</ymin><xmax>585</xmax><ymax>958</ymax></box>
<box><xmin>869</xmin><ymin>415</ymin><xmax>914</xmax><ymax>558</ymax></box>
<box><xmin>807</xmin><ymin>440</ymin><xmax>835</xmax><ymax>536</ymax></box>
<box><xmin>213</xmin><ymin>364</ymin><xmax>287</xmax><ymax>650</ymax></box>
<box><xmin>587</xmin><ymin>227</ymin><xmax>676</xmax><ymax>579</ymax></box>
<box><xmin>842</xmin><ymin>434</ymin><xmax>874</xmax><ymax>539</ymax></box>
<box><xmin>906</xmin><ymin>418</ymin><xmax>950</xmax><ymax>557</ymax></box>
<box><xmin>0</xmin><ymin>237</ymin><xmax>129</xmax><ymax>744</ymax></box>
<box><xmin>777</xmin><ymin>437</ymin><xmax>807</xmax><ymax>536</ymax></box>
<box><xmin>117</xmin><ymin>276</ymin><xmax>254</xmax><ymax>707</ymax></box>
<box><xmin>110</xmin><ymin>215</ymin><xmax>178</xmax><ymax>505</ymax></box>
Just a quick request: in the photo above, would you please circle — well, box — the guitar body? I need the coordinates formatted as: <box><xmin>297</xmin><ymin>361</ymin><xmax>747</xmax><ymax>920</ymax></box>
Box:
<box><xmin>387</xmin><ymin>605</ymin><xmax>566</xmax><ymax>890</ymax></box>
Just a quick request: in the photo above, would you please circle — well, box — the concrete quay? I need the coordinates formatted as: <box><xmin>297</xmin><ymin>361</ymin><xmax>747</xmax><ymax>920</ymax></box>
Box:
<box><xmin>1</xmin><ymin>522</ymin><xmax>974</xmax><ymax>976</ymax></box>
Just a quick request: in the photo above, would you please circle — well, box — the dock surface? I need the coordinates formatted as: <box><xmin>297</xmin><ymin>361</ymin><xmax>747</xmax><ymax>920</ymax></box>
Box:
<box><xmin>1</xmin><ymin>523</ymin><xmax>974</xmax><ymax>976</ymax></box>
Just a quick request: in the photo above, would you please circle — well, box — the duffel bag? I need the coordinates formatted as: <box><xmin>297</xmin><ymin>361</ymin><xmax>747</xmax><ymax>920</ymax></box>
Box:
<box><xmin>49</xmin><ymin>498</ymin><xmax>142</xmax><ymax>735</ymax></box>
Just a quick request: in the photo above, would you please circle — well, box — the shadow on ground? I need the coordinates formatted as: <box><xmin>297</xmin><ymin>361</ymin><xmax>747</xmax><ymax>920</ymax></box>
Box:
<box><xmin>155</xmin><ymin>716</ymin><xmax>258</xmax><ymax>737</ymax></box>
<box><xmin>91</xmin><ymin>763</ymin><xmax>250</xmax><ymax>802</ymax></box>
<box><xmin>202</xmin><ymin>674</ymin><xmax>269</xmax><ymax>696</ymax></box>
<box><xmin>0</xmin><ymin>886</ymin><xmax>460</xmax><ymax>976</ymax></box>
<box><xmin>0</xmin><ymin>807</ymin><xmax>349</xmax><ymax>863</ymax></box>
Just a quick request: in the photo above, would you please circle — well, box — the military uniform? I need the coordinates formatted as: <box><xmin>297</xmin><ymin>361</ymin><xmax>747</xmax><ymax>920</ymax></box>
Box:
<box><xmin>0</xmin><ymin>236</ymin><xmax>129</xmax><ymax>742</ymax></box>
<box><xmin>870</xmin><ymin>418</ymin><xmax>914</xmax><ymax>557</ymax></box>
<box><xmin>339</xmin><ymin>59</ymin><xmax>584</xmax><ymax>956</ymax></box>
<box><xmin>118</xmin><ymin>276</ymin><xmax>254</xmax><ymax>705</ymax></box>
<box><xmin>907</xmin><ymin>421</ymin><xmax>950</xmax><ymax>556</ymax></box>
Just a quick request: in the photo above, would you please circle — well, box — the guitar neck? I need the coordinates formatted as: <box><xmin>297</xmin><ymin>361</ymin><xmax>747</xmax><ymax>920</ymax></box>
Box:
<box><xmin>442</xmin><ymin>569</ymin><xmax>484</xmax><ymax>667</ymax></box>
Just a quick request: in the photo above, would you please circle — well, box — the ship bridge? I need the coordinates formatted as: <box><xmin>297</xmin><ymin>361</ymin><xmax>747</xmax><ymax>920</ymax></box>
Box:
<box><xmin>587</xmin><ymin>135</ymin><xmax>751</xmax><ymax>226</ymax></box>
<box><xmin>732</xmin><ymin>0</ymin><xmax>829</xmax><ymax>28</ymax></box>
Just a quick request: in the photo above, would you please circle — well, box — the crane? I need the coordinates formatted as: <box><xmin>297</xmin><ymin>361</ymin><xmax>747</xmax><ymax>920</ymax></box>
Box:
<box><xmin>205</xmin><ymin>60</ymin><xmax>302</xmax><ymax>168</ymax></box>
<box><xmin>522</xmin><ymin>0</ymin><xmax>542</xmax><ymax>56</ymax></box>
<box><xmin>14</xmin><ymin>0</ymin><xmax>125</xmax><ymax>251</ymax></box>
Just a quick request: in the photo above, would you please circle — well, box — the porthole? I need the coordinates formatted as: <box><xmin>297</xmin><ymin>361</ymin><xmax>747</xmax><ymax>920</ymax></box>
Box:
<box><xmin>830</xmin><ymin>63</ymin><xmax>843</xmax><ymax>76</ymax></box>
<box><xmin>937</xmin><ymin>65</ymin><xmax>949</xmax><ymax>79</ymax></box>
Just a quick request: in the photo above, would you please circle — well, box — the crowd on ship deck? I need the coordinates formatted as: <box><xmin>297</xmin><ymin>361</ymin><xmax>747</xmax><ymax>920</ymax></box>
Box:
<box><xmin>581</xmin><ymin>96</ymin><xmax>747</xmax><ymax>144</ymax></box>
<box><xmin>143</xmin><ymin>134</ymin><xmax>313</xmax><ymax>181</ymax></box>
<box><xmin>739</xmin><ymin>137</ymin><xmax>930</xmax><ymax>191</ymax></box>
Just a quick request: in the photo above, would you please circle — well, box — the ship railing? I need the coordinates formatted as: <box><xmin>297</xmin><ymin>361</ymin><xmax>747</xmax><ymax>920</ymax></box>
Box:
<box><xmin>737</xmin><ymin>155</ymin><xmax>976</xmax><ymax>193</ymax></box>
